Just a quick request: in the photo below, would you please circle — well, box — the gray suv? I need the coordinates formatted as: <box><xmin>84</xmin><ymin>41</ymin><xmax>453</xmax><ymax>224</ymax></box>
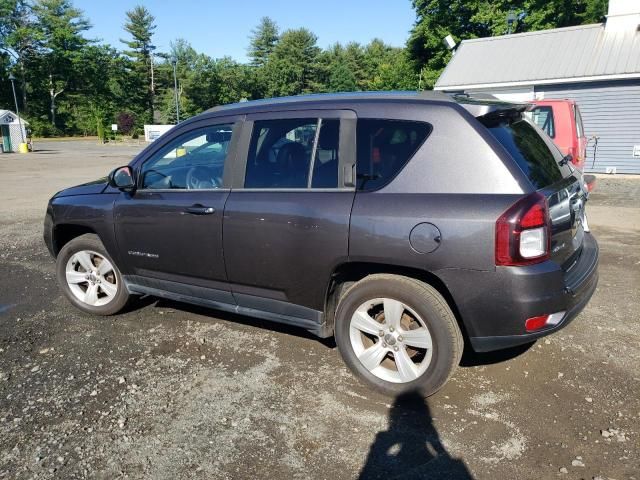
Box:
<box><xmin>44</xmin><ymin>92</ymin><xmax>598</xmax><ymax>396</ymax></box>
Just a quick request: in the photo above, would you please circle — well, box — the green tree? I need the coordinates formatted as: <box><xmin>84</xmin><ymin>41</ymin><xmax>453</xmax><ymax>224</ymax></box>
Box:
<box><xmin>407</xmin><ymin>0</ymin><xmax>610</xmax><ymax>89</ymax></box>
<box><xmin>68</xmin><ymin>44</ymin><xmax>130</xmax><ymax>135</ymax></box>
<box><xmin>248</xmin><ymin>16</ymin><xmax>279</xmax><ymax>67</ymax></box>
<box><xmin>29</xmin><ymin>0</ymin><xmax>90</xmax><ymax>128</ymax></box>
<box><xmin>262</xmin><ymin>28</ymin><xmax>321</xmax><ymax>97</ymax></box>
<box><xmin>121</xmin><ymin>5</ymin><xmax>156</xmax><ymax>123</ymax></box>
<box><xmin>0</xmin><ymin>0</ymin><xmax>39</xmax><ymax>112</ymax></box>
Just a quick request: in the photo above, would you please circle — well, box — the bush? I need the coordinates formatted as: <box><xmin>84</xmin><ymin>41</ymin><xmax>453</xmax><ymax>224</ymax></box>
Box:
<box><xmin>28</xmin><ymin>117</ymin><xmax>62</xmax><ymax>138</ymax></box>
<box><xmin>96</xmin><ymin>121</ymin><xmax>105</xmax><ymax>142</ymax></box>
<box><xmin>116</xmin><ymin>112</ymin><xmax>135</xmax><ymax>135</ymax></box>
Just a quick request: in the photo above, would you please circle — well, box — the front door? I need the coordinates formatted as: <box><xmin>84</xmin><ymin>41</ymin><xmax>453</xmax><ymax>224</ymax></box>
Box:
<box><xmin>114</xmin><ymin>120</ymin><xmax>239</xmax><ymax>304</ymax></box>
<box><xmin>223</xmin><ymin>110</ymin><xmax>356</xmax><ymax>320</ymax></box>
<box><xmin>1</xmin><ymin>125</ymin><xmax>11</xmax><ymax>152</ymax></box>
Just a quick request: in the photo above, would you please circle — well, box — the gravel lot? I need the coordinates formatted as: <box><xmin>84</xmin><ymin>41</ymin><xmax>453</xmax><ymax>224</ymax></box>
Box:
<box><xmin>1</xmin><ymin>140</ymin><xmax>639</xmax><ymax>479</ymax></box>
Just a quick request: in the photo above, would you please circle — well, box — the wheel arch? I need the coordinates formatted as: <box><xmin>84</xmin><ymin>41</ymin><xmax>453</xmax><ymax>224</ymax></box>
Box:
<box><xmin>323</xmin><ymin>262</ymin><xmax>469</xmax><ymax>342</ymax></box>
<box><xmin>52</xmin><ymin>224</ymin><xmax>98</xmax><ymax>256</ymax></box>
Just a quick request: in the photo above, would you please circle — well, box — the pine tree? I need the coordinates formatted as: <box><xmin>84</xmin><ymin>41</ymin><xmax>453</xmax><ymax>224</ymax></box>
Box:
<box><xmin>248</xmin><ymin>17</ymin><xmax>279</xmax><ymax>67</ymax></box>
<box><xmin>121</xmin><ymin>5</ymin><xmax>156</xmax><ymax>122</ymax></box>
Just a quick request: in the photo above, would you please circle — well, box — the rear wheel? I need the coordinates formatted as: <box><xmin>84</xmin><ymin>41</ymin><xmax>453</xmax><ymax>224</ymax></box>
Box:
<box><xmin>335</xmin><ymin>274</ymin><xmax>463</xmax><ymax>397</ymax></box>
<box><xmin>56</xmin><ymin>234</ymin><xmax>130</xmax><ymax>315</ymax></box>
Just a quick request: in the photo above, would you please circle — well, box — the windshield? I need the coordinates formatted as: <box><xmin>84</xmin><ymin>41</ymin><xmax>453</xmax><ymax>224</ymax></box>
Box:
<box><xmin>481</xmin><ymin>114</ymin><xmax>571</xmax><ymax>189</ymax></box>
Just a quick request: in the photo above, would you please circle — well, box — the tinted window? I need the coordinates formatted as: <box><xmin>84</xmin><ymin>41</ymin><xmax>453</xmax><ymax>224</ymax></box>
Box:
<box><xmin>245</xmin><ymin>118</ymin><xmax>340</xmax><ymax>189</ymax></box>
<box><xmin>356</xmin><ymin>119</ymin><xmax>431</xmax><ymax>191</ymax></box>
<box><xmin>312</xmin><ymin>119</ymin><xmax>339</xmax><ymax>188</ymax></box>
<box><xmin>483</xmin><ymin>116</ymin><xmax>568</xmax><ymax>188</ymax></box>
<box><xmin>141</xmin><ymin>124</ymin><xmax>232</xmax><ymax>189</ymax></box>
<box><xmin>530</xmin><ymin>106</ymin><xmax>555</xmax><ymax>138</ymax></box>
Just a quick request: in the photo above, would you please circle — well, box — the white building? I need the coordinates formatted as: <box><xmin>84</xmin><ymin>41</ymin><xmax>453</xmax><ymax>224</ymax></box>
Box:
<box><xmin>0</xmin><ymin>109</ymin><xmax>28</xmax><ymax>153</ymax></box>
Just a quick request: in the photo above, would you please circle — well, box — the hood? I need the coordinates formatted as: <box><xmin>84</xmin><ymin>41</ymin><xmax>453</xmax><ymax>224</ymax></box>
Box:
<box><xmin>53</xmin><ymin>177</ymin><xmax>109</xmax><ymax>198</ymax></box>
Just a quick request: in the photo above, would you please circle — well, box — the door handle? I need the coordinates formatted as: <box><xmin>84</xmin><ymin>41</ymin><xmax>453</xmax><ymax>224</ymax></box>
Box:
<box><xmin>185</xmin><ymin>205</ymin><xmax>216</xmax><ymax>215</ymax></box>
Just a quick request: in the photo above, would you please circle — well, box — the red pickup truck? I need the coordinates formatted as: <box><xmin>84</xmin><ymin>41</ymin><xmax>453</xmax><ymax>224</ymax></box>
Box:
<box><xmin>529</xmin><ymin>99</ymin><xmax>595</xmax><ymax>191</ymax></box>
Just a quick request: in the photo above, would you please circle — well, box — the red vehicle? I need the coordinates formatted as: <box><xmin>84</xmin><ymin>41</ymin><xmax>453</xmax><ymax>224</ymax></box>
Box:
<box><xmin>529</xmin><ymin>99</ymin><xmax>595</xmax><ymax>190</ymax></box>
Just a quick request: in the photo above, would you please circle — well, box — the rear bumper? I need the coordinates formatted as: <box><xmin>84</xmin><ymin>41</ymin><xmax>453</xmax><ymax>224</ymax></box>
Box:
<box><xmin>439</xmin><ymin>233</ymin><xmax>599</xmax><ymax>352</ymax></box>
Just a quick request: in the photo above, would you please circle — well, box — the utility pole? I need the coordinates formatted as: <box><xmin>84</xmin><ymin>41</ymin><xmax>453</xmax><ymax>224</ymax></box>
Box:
<box><xmin>171</xmin><ymin>57</ymin><xmax>180</xmax><ymax>124</ymax></box>
<box><xmin>8</xmin><ymin>73</ymin><xmax>26</xmax><ymax>144</ymax></box>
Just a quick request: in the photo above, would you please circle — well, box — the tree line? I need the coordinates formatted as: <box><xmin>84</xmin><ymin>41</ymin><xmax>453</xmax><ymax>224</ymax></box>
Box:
<box><xmin>0</xmin><ymin>0</ymin><xmax>607</xmax><ymax>138</ymax></box>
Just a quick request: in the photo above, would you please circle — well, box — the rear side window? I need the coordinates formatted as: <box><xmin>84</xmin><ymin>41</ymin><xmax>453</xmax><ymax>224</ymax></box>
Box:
<box><xmin>529</xmin><ymin>106</ymin><xmax>555</xmax><ymax>138</ymax></box>
<box><xmin>356</xmin><ymin>119</ymin><xmax>431</xmax><ymax>191</ymax></box>
<box><xmin>244</xmin><ymin>118</ymin><xmax>340</xmax><ymax>189</ymax></box>
<box><xmin>482</xmin><ymin>116</ymin><xmax>568</xmax><ymax>188</ymax></box>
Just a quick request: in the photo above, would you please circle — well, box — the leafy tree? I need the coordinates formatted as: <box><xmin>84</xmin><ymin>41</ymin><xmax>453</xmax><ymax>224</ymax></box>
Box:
<box><xmin>407</xmin><ymin>0</ymin><xmax>612</xmax><ymax>89</ymax></box>
<box><xmin>29</xmin><ymin>0</ymin><xmax>90</xmax><ymax>128</ymax></box>
<box><xmin>248</xmin><ymin>16</ymin><xmax>279</xmax><ymax>67</ymax></box>
<box><xmin>121</xmin><ymin>5</ymin><xmax>156</xmax><ymax>123</ymax></box>
<box><xmin>0</xmin><ymin>0</ymin><xmax>39</xmax><ymax>112</ymax></box>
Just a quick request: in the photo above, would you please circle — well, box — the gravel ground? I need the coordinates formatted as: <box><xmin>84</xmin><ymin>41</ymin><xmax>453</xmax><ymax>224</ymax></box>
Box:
<box><xmin>0</xmin><ymin>140</ymin><xmax>639</xmax><ymax>479</ymax></box>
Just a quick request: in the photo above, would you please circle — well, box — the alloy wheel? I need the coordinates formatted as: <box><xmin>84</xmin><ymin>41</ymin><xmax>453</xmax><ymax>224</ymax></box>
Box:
<box><xmin>65</xmin><ymin>250</ymin><xmax>118</xmax><ymax>307</ymax></box>
<box><xmin>349</xmin><ymin>298</ymin><xmax>433</xmax><ymax>383</ymax></box>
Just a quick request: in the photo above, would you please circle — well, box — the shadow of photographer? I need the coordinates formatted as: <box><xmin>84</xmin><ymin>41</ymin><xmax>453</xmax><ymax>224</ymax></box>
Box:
<box><xmin>358</xmin><ymin>391</ymin><xmax>474</xmax><ymax>480</ymax></box>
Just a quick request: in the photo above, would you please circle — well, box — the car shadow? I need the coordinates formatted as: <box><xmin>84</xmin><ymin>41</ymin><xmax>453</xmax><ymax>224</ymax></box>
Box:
<box><xmin>124</xmin><ymin>296</ymin><xmax>535</xmax><ymax>361</ymax></box>
<box><xmin>132</xmin><ymin>296</ymin><xmax>336</xmax><ymax>348</ymax></box>
<box><xmin>358</xmin><ymin>390</ymin><xmax>475</xmax><ymax>479</ymax></box>
<box><xmin>460</xmin><ymin>341</ymin><xmax>534</xmax><ymax>367</ymax></box>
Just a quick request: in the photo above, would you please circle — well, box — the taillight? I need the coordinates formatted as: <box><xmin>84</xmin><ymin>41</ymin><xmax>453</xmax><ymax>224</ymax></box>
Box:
<box><xmin>525</xmin><ymin>312</ymin><xmax>565</xmax><ymax>332</ymax></box>
<box><xmin>496</xmin><ymin>192</ymin><xmax>550</xmax><ymax>266</ymax></box>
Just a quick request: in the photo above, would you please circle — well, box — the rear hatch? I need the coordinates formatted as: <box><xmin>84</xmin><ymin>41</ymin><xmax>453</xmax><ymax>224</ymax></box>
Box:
<box><xmin>479</xmin><ymin>110</ymin><xmax>589</xmax><ymax>268</ymax></box>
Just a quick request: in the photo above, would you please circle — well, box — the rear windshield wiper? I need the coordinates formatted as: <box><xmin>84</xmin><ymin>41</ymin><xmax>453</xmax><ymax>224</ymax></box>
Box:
<box><xmin>558</xmin><ymin>154</ymin><xmax>572</xmax><ymax>167</ymax></box>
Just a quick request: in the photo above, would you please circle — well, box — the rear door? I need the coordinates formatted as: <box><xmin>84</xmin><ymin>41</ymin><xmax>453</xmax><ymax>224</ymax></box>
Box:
<box><xmin>481</xmin><ymin>113</ymin><xmax>588</xmax><ymax>266</ymax></box>
<box><xmin>222</xmin><ymin>109</ymin><xmax>356</xmax><ymax>317</ymax></box>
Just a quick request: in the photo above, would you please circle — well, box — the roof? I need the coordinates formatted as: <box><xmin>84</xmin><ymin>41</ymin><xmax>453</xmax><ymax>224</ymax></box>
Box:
<box><xmin>199</xmin><ymin>90</ymin><xmax>527</xmax><ymax>119</ymax></box>
<box><xmin>205</xmin><ymin>91</ymin><xmax>454</xmax><ymax>114</ymax></box>
<box><xmin>435</xmin><ymin>23</ymin><xmax>640</xmax><ymax>90</ymax></box>
<box><xmin>0</xmin><ymin>109</ymin><xmax>28</xmax><ymax>125</ymax></box>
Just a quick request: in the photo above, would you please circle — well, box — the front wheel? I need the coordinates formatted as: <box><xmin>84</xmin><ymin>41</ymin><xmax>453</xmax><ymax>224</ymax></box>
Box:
<box><xmin>335</xmin><ymin>274</ymin><xmax>463</xmax><ymax>397</ymax></box>
<box><xmin>56</xmin><ymin>234</ymin><xmax>130</xmax><ymax>315</ymax></box>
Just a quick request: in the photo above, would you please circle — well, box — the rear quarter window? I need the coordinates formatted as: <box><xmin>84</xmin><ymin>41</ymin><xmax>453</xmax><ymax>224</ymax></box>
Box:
<box><xmin>356</xmin><ymin>119</ymin><xmax>431</xmax><ymax>191</ymax></box>
<box><xmin>482</xmin><ymin>115</ymin><xmax>571</xmax><ymax>189</ymax></box>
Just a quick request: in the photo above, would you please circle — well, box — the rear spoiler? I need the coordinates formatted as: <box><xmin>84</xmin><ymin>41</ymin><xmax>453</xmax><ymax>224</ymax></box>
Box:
<box><xmin>448</xmin><ymin>92</ymin><xmax>533</xmax><ymax>118</ymax></box>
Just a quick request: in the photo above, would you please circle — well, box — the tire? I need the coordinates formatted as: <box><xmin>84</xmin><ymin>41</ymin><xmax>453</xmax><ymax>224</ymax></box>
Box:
<box><xmin>335</xmin><ymin>274</ymin><xmax>463</xmax><ymax>397</ymax></box>
<box><xmin>56</xmin><ymin>233</ymin><xmax>130</xmax><ymax>315</ymax></box>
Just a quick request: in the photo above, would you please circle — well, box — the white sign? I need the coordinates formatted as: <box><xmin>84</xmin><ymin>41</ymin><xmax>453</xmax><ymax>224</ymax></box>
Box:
<box><xmin>633</xmin><ymin>145</ymin><xmax>640</xmax><ymax>158</ymax></box>
<box><xmin>111</xmin><ymin>124</ymin><xmax>118</xmax><ymax>131</ymax></box>
<box><xmin>144</xmin><ymin>124</ymin><xmax>174</xmax><ymax>142</ymax></box>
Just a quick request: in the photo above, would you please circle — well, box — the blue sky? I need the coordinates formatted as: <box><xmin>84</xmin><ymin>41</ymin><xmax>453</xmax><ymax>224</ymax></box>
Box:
<box><xmin>74</xmin><ymin>0</ymin><xmax>416</xmax><ymax>62</ymax></box>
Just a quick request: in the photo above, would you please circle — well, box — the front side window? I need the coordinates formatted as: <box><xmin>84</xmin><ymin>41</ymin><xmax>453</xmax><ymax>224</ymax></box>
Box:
<box><xmin>244</xmin><ymin>118</ymin><xmax>340</xmax><ymax>188</ymax></box>
<box><xmin>529</xmin><ymin>106</ymin><xmax>555</xmax><ymax>138</ymax></box>
<box><xmin>141</xmin><ymin>124</ymin><xmax>233</xmax><ymax>190</ymax></box>
<box><xmin>356</xmin><ymin>119</ymin><xmax>431</xmax><ymax>191</ymax></box>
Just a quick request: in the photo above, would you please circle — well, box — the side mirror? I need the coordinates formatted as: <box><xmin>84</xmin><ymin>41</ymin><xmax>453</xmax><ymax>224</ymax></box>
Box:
<box><xmin>109</xmin><ymin>165</ymin><xmax>136</xmax><ymax>191</ymax></box>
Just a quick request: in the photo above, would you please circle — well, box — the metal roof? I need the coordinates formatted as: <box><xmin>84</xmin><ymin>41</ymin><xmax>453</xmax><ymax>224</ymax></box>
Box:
<box><xmin>435</xmin><ymin>23</ymin><xmax>640</xmax><ymax>90</ymax></box>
